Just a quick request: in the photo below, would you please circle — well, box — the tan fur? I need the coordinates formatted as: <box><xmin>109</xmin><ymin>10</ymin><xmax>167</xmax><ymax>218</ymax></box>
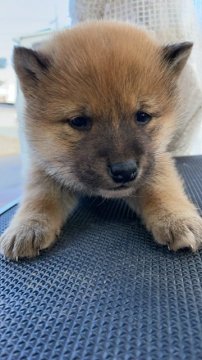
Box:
<box><xmin>127</xmin><ymin>153</ymin><xmax>202</xmax><ymax>251</ymax></box>
<box><xmin>0</xmin><ymin>21</ymin><xmax>201</xmax><ymax>259</ymax></box>
<box><xmin>0</xmin><ymin>166</ymin><xmax>77</xmax><ymax>259</ymax></box>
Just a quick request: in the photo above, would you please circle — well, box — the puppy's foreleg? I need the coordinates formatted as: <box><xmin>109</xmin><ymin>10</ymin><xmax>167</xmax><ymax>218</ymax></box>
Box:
<box><xmin>0</xmin><ymin>166</ymin><xmax>77</xmax><ymax>259</ymax></box>
<box><xmin>127</xmin><ymin>154</ymin><xmax>202</xmax><ymax>251</ymax></box>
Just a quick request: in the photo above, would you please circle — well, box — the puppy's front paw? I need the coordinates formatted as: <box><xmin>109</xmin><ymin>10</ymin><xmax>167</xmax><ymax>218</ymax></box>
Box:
<box><xmin>0</xmin><ymin>218</ymin><xmax>59</xmax><ymax>260</ymax></box>
<box><xmin>151</xmin><ymin>214</ymin><xmax>202</xmax><ymax>252</ymax></box>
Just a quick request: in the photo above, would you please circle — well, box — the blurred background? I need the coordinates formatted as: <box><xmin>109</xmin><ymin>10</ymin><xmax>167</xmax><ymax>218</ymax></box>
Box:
<box><xmin>0</xmin><ymin>0</ymin><xmax>202</xmax><ymax>210</ymax></box>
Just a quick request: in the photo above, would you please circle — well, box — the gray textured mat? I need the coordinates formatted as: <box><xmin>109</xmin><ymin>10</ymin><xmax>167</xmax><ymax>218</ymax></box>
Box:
<box><xmin>1</xmin><ymin>156</ymin><xmax>202</xmax><ymax>360</ymax></box>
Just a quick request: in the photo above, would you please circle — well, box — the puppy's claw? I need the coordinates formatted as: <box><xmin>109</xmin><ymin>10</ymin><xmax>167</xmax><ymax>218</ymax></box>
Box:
<box><xmin>189</xmin><ymin>244</ymin><xmax>195</xmax><ymax>251</ymax></box>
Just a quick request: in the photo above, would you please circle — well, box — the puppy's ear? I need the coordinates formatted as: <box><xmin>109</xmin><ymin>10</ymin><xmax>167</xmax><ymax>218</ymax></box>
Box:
<box><xmin>162</xmin><ymin>42</ymin><xmax>193</xmax><ymax>76</ymax></box>
<box><xmin>13</xmin><ymin>46</ymin><xmax>50</xmax><ymax>88</ymax></box>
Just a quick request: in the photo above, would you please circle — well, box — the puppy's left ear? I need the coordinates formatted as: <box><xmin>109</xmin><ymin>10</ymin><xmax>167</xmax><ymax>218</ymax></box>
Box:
<box><xmin>162</xmin><ymin>42</ymin><xmax>193</xmax><ymax>76</ymax></box>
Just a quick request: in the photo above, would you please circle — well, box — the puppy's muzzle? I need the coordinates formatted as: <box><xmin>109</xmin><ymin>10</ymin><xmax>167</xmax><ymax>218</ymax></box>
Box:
<box><xmin>108</xmin><ymin>159</ymin><xmax>138</xmax><ymax>184</ymax></box>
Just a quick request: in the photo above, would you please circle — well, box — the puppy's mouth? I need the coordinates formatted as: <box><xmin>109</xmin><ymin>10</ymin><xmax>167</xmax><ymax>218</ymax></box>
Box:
<box><xmin>99</xmin><ymin>183</ymin><xmax>135</xmax><ymax>198</ymax></box>
<box><xmin>109</xmin><ymin>184</ymin><xmax>129</xmax><ymax>191</ymax></box>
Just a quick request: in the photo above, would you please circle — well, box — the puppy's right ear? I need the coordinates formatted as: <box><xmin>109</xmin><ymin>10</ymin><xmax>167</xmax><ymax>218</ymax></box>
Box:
<box><xmin>162</xmin><ymin>42</ymin><xmax>193</xmax><ymax>76</ymax></box>
<box><xmin>13</xmin><ymin>46</ymin><xmax>50</xmax><ymax>88</ymax></box>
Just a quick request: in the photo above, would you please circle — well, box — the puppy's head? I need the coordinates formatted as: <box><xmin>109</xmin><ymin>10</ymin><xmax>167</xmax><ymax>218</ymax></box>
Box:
<box><xmin>14</xmin><ymin>21</ymin><xmax>192</xmax><ymax>197</ymax></box>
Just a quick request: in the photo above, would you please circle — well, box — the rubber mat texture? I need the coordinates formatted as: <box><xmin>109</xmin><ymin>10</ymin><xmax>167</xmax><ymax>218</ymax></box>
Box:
<box><xmin>1</xmin><ymin>156</ymin><xmax>202</xmax><ymax>360</ymax></box>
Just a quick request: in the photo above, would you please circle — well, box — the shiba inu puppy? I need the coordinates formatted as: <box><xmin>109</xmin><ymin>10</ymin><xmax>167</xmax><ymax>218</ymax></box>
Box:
<box><xmin>1</xmin><ymin>21</ymin><xmax>202</xmax><ymax>259</ymax></box>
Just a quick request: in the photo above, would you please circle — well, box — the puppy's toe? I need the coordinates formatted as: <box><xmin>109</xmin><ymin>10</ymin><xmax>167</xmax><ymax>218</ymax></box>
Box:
<box><xmin>152</xmin><ymin>215</ymin><xmax>202</xmax><ymax>252</ymax></box>
<box><xmin>0</xmin><ymin>219</ymin><xmax>58</xmax><ymax>260</ymax></box>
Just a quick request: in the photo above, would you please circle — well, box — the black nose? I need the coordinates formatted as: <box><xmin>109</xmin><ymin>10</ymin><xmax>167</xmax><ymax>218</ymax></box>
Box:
<box><xmin>108</xmin><ymin>160</ymin><xmax>138</xmax><ymax>184</ymax></box>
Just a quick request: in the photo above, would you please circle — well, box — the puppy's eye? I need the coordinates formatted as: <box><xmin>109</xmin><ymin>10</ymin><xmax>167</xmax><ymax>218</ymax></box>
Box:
<box><xmin>68</xmin><ymin>116</ymin><xmax>92</xmax><ymax>130</ymax></box>
<box><xmin>136</xmin><ymin>111</ymin><xmax>152</xmax><ymax>124</ymax></box>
